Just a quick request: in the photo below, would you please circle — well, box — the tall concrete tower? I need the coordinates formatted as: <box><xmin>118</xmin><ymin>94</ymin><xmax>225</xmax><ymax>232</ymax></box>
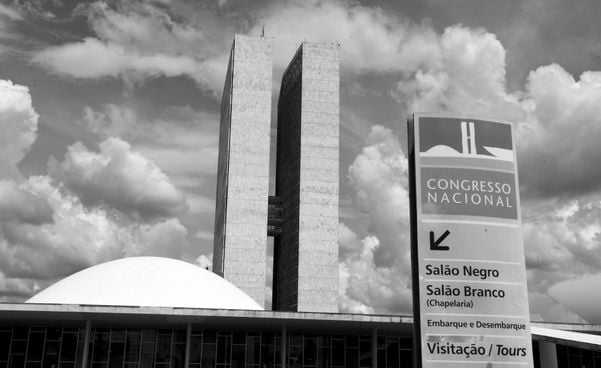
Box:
<box><xmin>212</xmin><ymin>35</ymin><xmax>273</xmax><ymax>308</ymax></box>
<box><xmin>272</xmin><ymin>42</ymin><xmax>340</xmax><ymax>312</ymax></box>
<box><xmin>213</xmin><ymin>36</ymin><xmax>339</xmax><ymax>313</ymax></box>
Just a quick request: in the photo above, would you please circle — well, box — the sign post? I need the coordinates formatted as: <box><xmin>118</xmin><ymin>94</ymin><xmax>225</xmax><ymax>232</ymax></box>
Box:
<box><xmin>408</xmin><ymin>114</ymin><xmax>533</xmax><ymax>367</ymax></box>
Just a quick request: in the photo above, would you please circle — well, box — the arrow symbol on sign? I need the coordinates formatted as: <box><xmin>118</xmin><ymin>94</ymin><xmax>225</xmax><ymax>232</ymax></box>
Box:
<box><xmin>430</xmin><ymin>230</ymin><xmax>451</xmax><ymax>251</ymax></box>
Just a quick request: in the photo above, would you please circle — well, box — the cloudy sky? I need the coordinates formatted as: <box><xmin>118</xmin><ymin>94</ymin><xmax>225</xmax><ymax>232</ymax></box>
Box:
<box><xmin>1</xmin><ymin>0</ymin><xmax>601</xmax><ymax>322</ymax></box>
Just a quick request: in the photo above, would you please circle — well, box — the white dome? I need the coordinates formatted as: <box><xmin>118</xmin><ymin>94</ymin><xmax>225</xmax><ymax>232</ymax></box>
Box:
<box><xmin>548</xmin><ymin>274</ymin><xmax>601</xmax><ymax>323</ymax></box>
<box><xmin>26</xmin><ymin>256</ymin><xmax>262</xmax><ymax>310</ymax></box>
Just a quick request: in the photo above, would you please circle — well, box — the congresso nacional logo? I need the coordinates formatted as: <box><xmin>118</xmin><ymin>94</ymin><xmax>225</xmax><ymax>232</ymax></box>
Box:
<box><xmin>419</xmin><ymin>117</ymin><xmax>513</xmax><ymax>161</ymax></box>
<box><xmin>418</xmin><ymin>117</ymin><xmax>518</xmax><ymax>219</ymax></box>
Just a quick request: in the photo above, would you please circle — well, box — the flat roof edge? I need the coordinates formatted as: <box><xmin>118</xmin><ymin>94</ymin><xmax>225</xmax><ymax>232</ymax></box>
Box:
<box><xmin>1</xmin><ymin>303</ymin><xmax>411</xmax><ymax>323</ymax></box>
<box><xmin>532</xmin><ymin>326</ymin><xmax>601</xmax><ymax>351</ymax></box>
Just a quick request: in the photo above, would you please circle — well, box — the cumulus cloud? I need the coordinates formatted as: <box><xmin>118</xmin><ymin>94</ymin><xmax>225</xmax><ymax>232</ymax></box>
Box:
<box><xmin>0</xmin><ymin>175</ymin><xmax>189</xmax><ymax>295</ymax></box>
<box><xmin>371</xmin><ymin>23</ymin><xmax>601</xmax><ymax>320</ymax></box>
<box><xmin>77</xmin><ymin>102</ymin><xmax>218</xmax><ymax>264</ymax></box>
<box><xmin>253</xmin><ymin>0</ymin><xmax>440</xmax><ymax>74</ymax></box>
<box><xmin>338</xmin><ymin>222</ymin><xmax>362</xmax><ymax>259</ymax></box>
<box><xmin>50</xmin><ymin>137</ymin><xmax>186</xmax><ymax>221</ymax></box>
<box><xmin>30</xmin><ymin>0</ymin><xmax>442</xmax><ymax>90</ymax></box>
<box><xmin>394</xmin><ymin>25</ymin><xmax>601</xmax><ymax>199</ymax></box>
<box><xmin>80</xmin><ymin>103</ymin><xmax>219</xmax><ymax>177</ymax></box>
<box><xmin>518</xmin><ymin>66</ymin><xmax>601</xmax><ymax>197</ymax></box>
<box><xmin>0</xmin><ymin>77</ymin><xmax>196</xmax><ymax>301</ymax></box>
<box><xmin>339</xmin><ymin>125</ymin><xmax>412</xmax><ymax>314</ymax></box>
<box><xmin>339</xmin><ymin>233</ymin><xmax>413</xmax><ymax>314</ymax></box>
<box><xmin>395</xmin><ymin>25</ymin><xmax>525</xmax><ymax>122</ymax></box>
<box><xmin>1</xmin><ymin>176</ymin><xmax>127</xmax><ymax>281</ymax></box>
<box><xmin>0</xmin><ymin>174</ymin><xmax>191</xmax><ymax>299</ymax></box>
<box><xmin>348</xmin><ymin>125</ymin><xmax>410</xmax><ymax>267</ymax></box>
<box><xmin>32</xmin><ymin>1</ymin><xmax>228</xmax><ymax>91</ymax></box>
<box><xmin>0</xmin><ymin>79</ymin><xmax>39</xmax><ymax>178</ymax></box>
<box><xmin>75</xmin><ymin>101</ymin><xmax>218</xmax><ymax>270</ymax></box>
<box><xmin>28</xmin><ymin>0</ymin><xmax>445</xmax><ymax>86</ymax></box>
<box><xmin>338</xmin><ymin>115</ymin><xmax>592</xmax><ymax>320</ymax></box>
<box><xmin>502</xmin><ymin>0</ymin><xmax>601</xmax><ymax>88</ymax></box>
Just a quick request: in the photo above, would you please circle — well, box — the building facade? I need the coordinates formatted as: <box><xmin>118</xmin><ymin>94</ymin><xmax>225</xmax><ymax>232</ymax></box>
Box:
<box><xmin>0</xmin><ymin>305</ymin><xmax>412</xmax><ymax>368</ymax></box>
<box><xmin>213</xmin><ymin>36</ymin><xmax>339</xmax><ymax>313</ymax></box>
<box><xmin>272</xmin><ymin>43</ymin><xmax>339</xmax><ymax>313</ymax></box>
<box><xmin>213</xmin><ymin>35</ymin><xmax>273</xmax><ymax>308</ymax></box>
<box><xmin>1</xmin><ymin>304</ymin><xmax>599</xmax><ymax>368</ymax></box>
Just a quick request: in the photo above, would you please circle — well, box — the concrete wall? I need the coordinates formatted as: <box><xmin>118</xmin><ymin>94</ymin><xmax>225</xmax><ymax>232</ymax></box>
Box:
<box><xmin>274</xmin><ymin>42</ymin><xmax>339</xmax><ymax>313</ymax></box>
<box><xmin>213</xmin><ymin>35</ymin><xmax>272</xmax><ymax>308</ymax></box>
<box><xmin>298</xmin><ymin>42</ymin><xmax>339</xmax><ymax>313</ymax></box>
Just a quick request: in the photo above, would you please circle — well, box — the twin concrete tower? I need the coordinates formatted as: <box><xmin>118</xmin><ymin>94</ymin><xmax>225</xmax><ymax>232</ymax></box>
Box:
<box><xmin>213</xmin><ymin>35</ymin><xmax>339</xmax><ymax>313</ymax></box>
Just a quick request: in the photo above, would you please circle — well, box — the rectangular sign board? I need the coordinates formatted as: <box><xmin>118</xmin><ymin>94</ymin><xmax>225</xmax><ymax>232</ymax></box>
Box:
<box><xmin>408</xmin><ymin>114</ymin><xmax>533</xmax><ymax>368</ymax></box>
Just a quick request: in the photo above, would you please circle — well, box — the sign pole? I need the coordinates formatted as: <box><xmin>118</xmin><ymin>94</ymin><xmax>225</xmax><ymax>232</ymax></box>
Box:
<box><xmin>408</xmin><ymin>116</ymin><xmax>422</xmax><ymax>368</ymax></box>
